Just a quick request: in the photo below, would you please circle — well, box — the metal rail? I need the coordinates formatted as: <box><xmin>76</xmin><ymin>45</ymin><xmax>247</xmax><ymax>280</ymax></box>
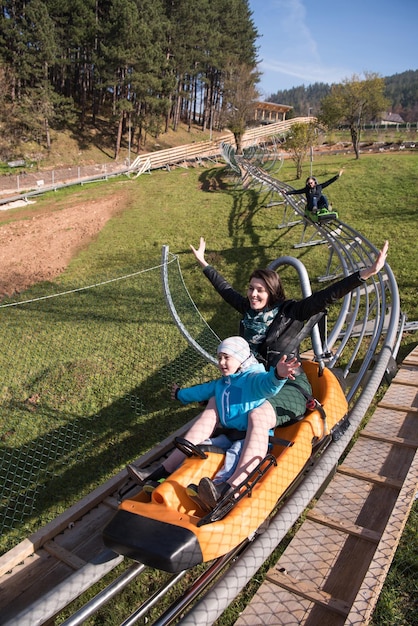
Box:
<box><xmin>0</xmin><ymin>140</ymin><xmax>404</xmax><ymax>626</ymax></box>
<box><xmin>157</xmin><ymin>147</ymin><xmax>402</xmax><ymax>624</ymax></box>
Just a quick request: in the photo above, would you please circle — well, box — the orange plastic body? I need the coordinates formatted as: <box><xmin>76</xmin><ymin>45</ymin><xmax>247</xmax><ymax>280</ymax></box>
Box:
<box><xmin>117</xmin><ymin>362</ymin><xmax>348</xmax><ymax>565</ymax></box>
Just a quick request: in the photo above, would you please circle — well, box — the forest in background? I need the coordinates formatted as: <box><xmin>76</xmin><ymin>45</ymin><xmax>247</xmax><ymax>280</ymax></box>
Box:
<box><xmin>1</xmin><ymin>0</ymin><xmax>417</xmax><ymax>165</ymax></box>
<box><xmin>0</xmin><ymin>0</ymin><xmax>258</xmax><ymax>160</ymax></box>
<box><xmin>270</xmin><ymin>69</ymin><xmax>418</xmax><ymax>121</ymax></box>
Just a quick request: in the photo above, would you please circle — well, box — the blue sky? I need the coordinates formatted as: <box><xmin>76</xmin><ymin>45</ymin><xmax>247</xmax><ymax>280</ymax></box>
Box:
<box><xmin>248</xmin><ymin>0</ymin><xmax>418</xmax><ymax>98</ymax></box>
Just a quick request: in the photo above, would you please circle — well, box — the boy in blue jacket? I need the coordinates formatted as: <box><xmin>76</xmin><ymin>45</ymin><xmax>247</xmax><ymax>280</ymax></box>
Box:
<box><xmin>127</xmin><ymin>336</ymin><xmax>299</xmax><ymax>509</ymax></box>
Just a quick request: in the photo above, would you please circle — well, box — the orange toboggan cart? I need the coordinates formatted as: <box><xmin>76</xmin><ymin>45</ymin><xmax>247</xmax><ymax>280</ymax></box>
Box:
<box><xmin>103</xmin><ymin>361</ymin><xmax>349</xmax><ymax>572</ymax></box>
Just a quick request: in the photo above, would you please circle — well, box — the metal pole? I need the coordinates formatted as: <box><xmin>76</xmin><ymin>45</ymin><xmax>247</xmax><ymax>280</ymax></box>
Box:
<box><xmin>128</xmin><ymin>115</ymin><xmax>131</xmax><ymax>167</ymax></box>
<box><xmin>61</xmin><ymin>561</ymin><xmax>146</xmax><ymax>626</ymax></box>
<box><xmin>3</xmin><ymin>550</ymin><xmax>124</xmax><ymax>626</ymax></box>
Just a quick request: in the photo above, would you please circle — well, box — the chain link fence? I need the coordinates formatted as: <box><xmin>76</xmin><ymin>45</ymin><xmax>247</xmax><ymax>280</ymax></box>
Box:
<box><xmin>0</xmin><ymin>257</ymin><xmax>218</xmax><ymax>554</ymax></box>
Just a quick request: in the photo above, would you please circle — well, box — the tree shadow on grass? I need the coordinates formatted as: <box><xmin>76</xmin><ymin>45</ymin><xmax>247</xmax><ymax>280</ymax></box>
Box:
<box><xmin>67</xmin><ymin>118</ymin><xmax>116</xmax><ymax>160</ymax></box>
<box><xmin>0</xmin><ymin>335</ymin><xmax>218</xmax><ymax>556</ymax></box>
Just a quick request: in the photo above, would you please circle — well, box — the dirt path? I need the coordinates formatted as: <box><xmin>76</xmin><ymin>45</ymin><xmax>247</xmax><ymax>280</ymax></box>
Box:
<box><xmin>0</xmin><ymin>194</ymin><xmax>124</xmax><ymax>299</ymax></box>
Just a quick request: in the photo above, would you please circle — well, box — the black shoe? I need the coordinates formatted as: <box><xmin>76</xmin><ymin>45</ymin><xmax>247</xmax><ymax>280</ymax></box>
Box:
<box><xmin>186</xmin><ymin>483</ymin><xmax>211</xmax><ymax>512</ymax></box>
<box><xmin>198</xmin><ymin>478</ymin><xmax>232</xmax><ymax>510</ymax></box>
<box><xmin>126</xmin><ymin>463</ymin><xmax>169</xmax><ymax>485</ymax></box>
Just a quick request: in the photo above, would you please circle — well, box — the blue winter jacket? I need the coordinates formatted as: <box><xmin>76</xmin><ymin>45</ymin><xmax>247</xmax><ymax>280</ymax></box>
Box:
<box><xmin>176</xmin><ymin>363</ymin><xmax>286</xmax><ymax>431</ymax></box>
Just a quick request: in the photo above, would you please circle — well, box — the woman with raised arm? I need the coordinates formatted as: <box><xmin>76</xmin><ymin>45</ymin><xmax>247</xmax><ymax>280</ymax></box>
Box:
<box><xmin>179</xmin><ymin>238</ymin><xmax>388</xmax><ymax>509</ymax></box>
<box><xmin>129</xmin><ymin>239</ymin><xmax>388</xmax><ymax>510</ymax></box>
<box><xmin>284</xmin><ymin>169</ymin><xmax>344</xmax><ymax>213</ymax></box>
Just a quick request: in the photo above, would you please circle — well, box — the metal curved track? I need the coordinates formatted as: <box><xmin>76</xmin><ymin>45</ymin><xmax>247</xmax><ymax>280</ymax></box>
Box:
<box><xmin>170</xmin><ymin>147</ymin><xmax>404</xmax><ymax>625</ymax></box>
<box><xmin>0</xmin><ymin>143</ymin><xmax>405</xmax><ymax>626</ymax></box>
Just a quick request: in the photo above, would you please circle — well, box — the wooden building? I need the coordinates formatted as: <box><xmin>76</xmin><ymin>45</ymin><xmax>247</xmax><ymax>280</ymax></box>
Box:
<box><xmin>254</xmin><ymin>101</ymin><xmax>293</xmax><ymax>123</ymax></box>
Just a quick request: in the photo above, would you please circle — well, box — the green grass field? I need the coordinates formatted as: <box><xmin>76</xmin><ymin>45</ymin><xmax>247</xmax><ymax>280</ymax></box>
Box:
<box><xmin>0</xmin><ymin>149</ymin><xmax>417</xmax><ymax>624</ymax></box>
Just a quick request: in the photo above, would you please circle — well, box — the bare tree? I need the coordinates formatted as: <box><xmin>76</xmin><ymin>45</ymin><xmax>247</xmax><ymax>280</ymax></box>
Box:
<box><xmin>283</xmin><ymin>122</ymin><xmax>318</xmax><ymax>179</ymax></box>
<box><xmin>220</xmin><ymin>62</ymin><xmax>260</xmax><ymax>154</ymax></box>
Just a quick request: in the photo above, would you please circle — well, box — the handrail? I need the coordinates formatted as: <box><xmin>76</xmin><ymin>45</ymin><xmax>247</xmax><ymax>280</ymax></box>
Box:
<box><xmin>161</xmin><ymin>246</ymin><xmax>219</xmax><ymax>365</ymax></box>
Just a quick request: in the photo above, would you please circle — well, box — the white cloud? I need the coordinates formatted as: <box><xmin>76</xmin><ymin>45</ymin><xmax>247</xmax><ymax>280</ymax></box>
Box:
<box><xmin>250</xmin><ymin>0</ymin><xmax>418</xmax><ymax>93</ymax></box>
<box><xmin>272</xmin><ymin>0</ymin><xmax>320</xmax><ymax>61</ymax></box>
<box><xmin>259</xmin><ymin>58</ymin><xmax>350</xmax><ymax>87</ymax></box>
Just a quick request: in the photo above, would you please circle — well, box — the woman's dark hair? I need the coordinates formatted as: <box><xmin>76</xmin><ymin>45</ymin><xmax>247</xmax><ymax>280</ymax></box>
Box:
<box><xmin>306</xmin><ymin>176</ymin><xmax>317</xmax><ymax>184</ymax></box>
<box><xmin>249</xmin><ymin>269</ymin><xmax>286</xmax><ymax>305</ymax></box>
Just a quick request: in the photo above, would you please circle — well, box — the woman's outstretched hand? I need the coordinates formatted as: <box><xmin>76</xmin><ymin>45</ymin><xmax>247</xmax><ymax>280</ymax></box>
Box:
<box><xmin>276</xmin><ymin>355</ymin><xmax>300</xmax><ymax>380</ymax></box>
<box><xmin>360</xmin><ymin>241</ymin><xmax>389</xmax><ymax>280</ymax></box>
<box><xmin>190</xmin><ymin>237</ymin><xmax>208</xmax><ymax>268</ymax></box>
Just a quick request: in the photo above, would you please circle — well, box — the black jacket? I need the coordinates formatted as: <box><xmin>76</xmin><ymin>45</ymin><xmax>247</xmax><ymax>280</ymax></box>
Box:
<box><xmin>288</xmin><ymin>174</ymin><xmax>339</xmax><ymax>210</ymax></box>
<box><xmin>203</xmin><ymin>265</ymin><xmax>364</xmax><ymax>368</ymax></box>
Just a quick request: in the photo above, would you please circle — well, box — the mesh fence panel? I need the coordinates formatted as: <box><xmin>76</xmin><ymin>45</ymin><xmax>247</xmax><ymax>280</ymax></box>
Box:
<box><xmin>0</xmin><ymin>254</ymin><xmax>219</xmax><ymax>553</ymax></box>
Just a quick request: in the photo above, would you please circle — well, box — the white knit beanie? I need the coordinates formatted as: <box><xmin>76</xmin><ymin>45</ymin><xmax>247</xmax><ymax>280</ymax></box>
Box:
<box><xmin>217</xmin><ymin>336</ymin><xmax>258</xmax><ymax>370</ymax></box>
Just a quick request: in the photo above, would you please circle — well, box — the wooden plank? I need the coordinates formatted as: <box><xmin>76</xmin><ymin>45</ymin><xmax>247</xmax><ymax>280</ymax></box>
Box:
<box><xmin>0</xmin><ymin>482</ymin><xmax>120</xmax><ymax>579</ymax></box>
<box><xmin>378</xmin><ymin>383</ymin><xmax>418</xmax><ymax>409</ymax></box>
<box><xmin>43</xmin><ymin>541</ymin><xmax>86</xmax><ymax>570</ymax></box>
<box><xmin>0</xmin><ymin>514</ymin><xmax>121</xmax><ymax>620</ymax></box>
<box><xmin>102</xmin><ymin>495</ymin><xmax>120</xmax><ymax>510</ymax></box>
<box><xmin>398</xmin><ymin>362</ymin><xmax>418</xmax><ymax>373</ymax></box>
<box><xmin>0</xmin><ymin>549</ymin><xmax>74</xmax><ymax>619</ymax></box>
<box><xmin>232</xmin><ymin>584</ymin><xmax>315</xmax><ymax>626</ymax></box>
<box><xmin>276</xmin><ymin>522</ymin><xmax>376</xmax><ymax>603</ymax></box>
<box><xmin>364</xmin><ymin>407</ymin><xmax>417</xmax><ymax>440</ymax></box>
<box><xmin>378</xmin><ymin>402</ymin><xmax>418</xmax><ymax>414</ymax></box>
<box><xmin>265</xmin><ymin>569</ymin><xmax>351</xmax><ymax>617</ymax></box>
<box><xmin>337</xmin><ymin>465</ymin><xmax>403</xmax><ymax>489</ymax></box>
<box><xmin>0</xmin><ymin>548</ymin><xmax>123</xmax><ymax>624</ymax></box>
<box><xmin>402</xmin><ymin>356</ymin><xmax>418</xmax><ymax>366</ymax></box>
<box><xmin>0</xmin><ymin>474</ymin><xmax>126</xmax><ymax>578</ymax></box>
<box><xmin>0</xmin><ymin>505</ymin><xmax>114</xmax><ymax>614</ymax></box>
<box><xmin>313</xmin><ymin>473</ymin><xmax>398</xmax><ymax>535</ymax></box>
<box><xmin>391</xmin><ymin>378</ymin><xmax>418</xmax><ymax>388</ymax></box>
<box><xmin>360</xmin><ymin>429</ymin><xmax>418</xmax><ymax>448</ymax></box>
<box><xmin>344</xmin><ymin>448</ymin><xmax>418</xmax><ymax>625</ymax></box>
<box><xmin>0</xmin><ymin>539</ymin><xmax>38</xmax><ymax>580</ymax></box>
<box><xmin>49</xmin><ymin>502</ymin><xmax>115</xmax><ymax>557</ymax></box>
<box><xmin>306</xmin><ymin>511</ymin><xmax>381</xmax><ymax>543</ymax></box>
<box><xmin>341</xmin><ymin>436</ymin><xmax>415</xmax><ymax>485</ymax></box>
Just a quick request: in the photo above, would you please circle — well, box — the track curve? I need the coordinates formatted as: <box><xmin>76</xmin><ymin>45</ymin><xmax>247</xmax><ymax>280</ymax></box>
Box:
<box><xmin>160</xmin><ymin>145</ymin><xmax>403</xmax><ymax>625</ymax></box>
<box><xmin>0</xmin><ymin>141</ymin><xmax>405</xmax><ymax>626</ymax></box>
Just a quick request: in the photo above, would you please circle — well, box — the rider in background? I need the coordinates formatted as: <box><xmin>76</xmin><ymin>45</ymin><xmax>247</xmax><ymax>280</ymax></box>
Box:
<box><xmin>285</xmin><ymin>169</ymin><xmax>344</xmax><ymax>213</ymax></box>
